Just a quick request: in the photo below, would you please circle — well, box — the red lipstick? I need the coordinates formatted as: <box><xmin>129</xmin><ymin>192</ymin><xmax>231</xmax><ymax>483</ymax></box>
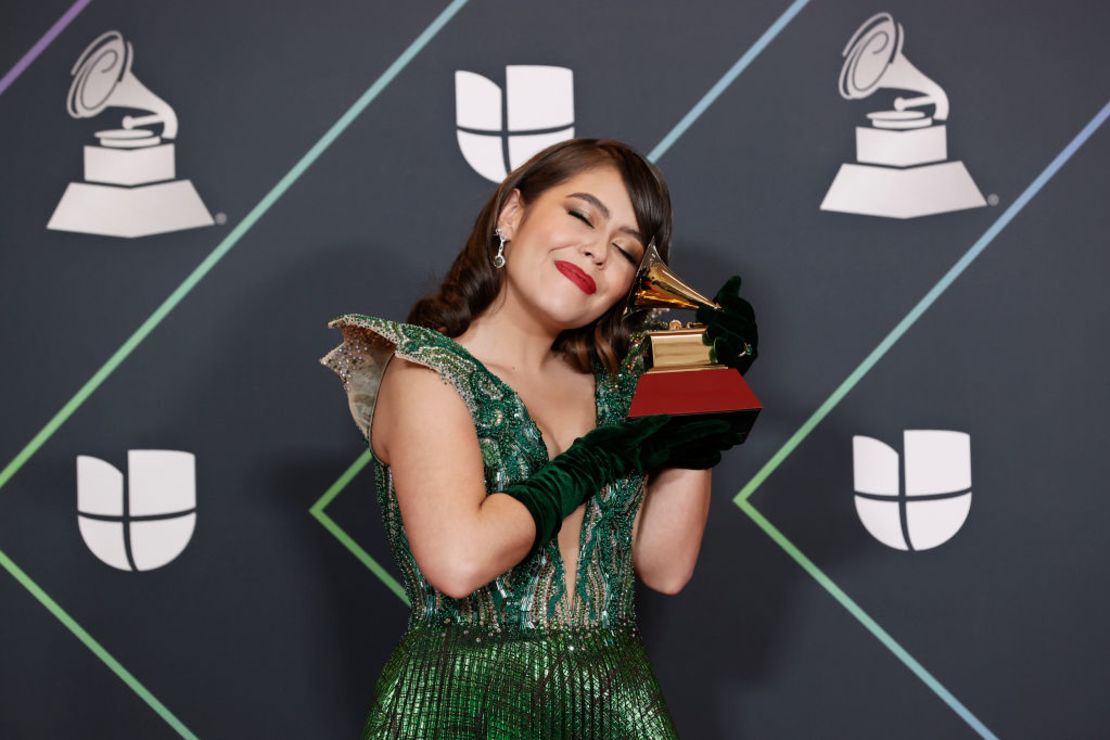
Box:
<box><xmin>554</xmin><ymin>260</ymin><xmax>596</xmax><ymax>295</ymax></box>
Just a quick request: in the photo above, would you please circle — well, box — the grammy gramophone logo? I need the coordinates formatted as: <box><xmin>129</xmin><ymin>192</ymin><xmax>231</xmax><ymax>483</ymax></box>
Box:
<box><xmin>455</xmin><ymin>65</ymin><xmax>575</xmax><ymax>183</ymax></box>
<box><xmin>47</xmin><ymin>30</ymin><xmax>214</xmax><ymax>238</ymax></box>
<box><xmin>820</xmin><ymin>13</ymin><xmax>987</xmax><ymax>219</ymax></box>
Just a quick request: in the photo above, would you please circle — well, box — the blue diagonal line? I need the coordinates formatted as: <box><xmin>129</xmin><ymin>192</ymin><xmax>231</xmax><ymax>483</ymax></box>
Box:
<box><xmin>735</xmin><ymin>97</ymin><xmax>1110</xmax><ymax>739</ymax></box>
<box><xmin>649</xmin><ymin>0</ymin><xmax>811</xmax><ymax>162</ymax></box>
<box><xmin>312</xmin><ymin>0</ymin><xmax>813</xmax><ymax>603</ymax></box>
<box><xmin>735</xmin><ymin>96</ymin><xmax>1110</xmax><ymax>507</ymax></box>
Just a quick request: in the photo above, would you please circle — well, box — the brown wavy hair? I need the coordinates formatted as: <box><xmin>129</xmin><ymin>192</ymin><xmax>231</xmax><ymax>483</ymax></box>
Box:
<box><xmin>406</xmin><ymin>138</ymin><xmax>673</xmax><ymax>375</ymax></box>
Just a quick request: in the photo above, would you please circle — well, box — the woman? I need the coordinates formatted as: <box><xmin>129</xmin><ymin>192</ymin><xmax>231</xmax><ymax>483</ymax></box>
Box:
<box><xmin>321</xmin><ymin>138</ymin><xmax>758</xmax><ymax>738</ymax></box>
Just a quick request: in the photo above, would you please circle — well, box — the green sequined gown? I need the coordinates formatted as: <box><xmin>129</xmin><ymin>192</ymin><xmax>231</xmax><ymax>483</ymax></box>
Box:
<box><xmin>320</xmin><ymin>314</ymin><xmax>680</xmax><ymax>739</ymax></box>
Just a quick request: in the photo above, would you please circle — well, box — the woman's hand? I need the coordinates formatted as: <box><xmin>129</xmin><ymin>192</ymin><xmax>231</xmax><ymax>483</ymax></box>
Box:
<box><xmin>587</xmin><ymin>414</ymin><xmax>735</xmax><ymax>475</ymax></box>
<box><xmin>650</xmin><ymin>413</ymin><xmax>747</xmax><ymax>470</ymax></box>
<box><xmin>631</xmin><ymin>413</ymin><xmax>745</xmax><ymax>472</ymax></box>
<box><xmin>695</xmin><ymin>274</ymin><xmax>759</xmax><ymax>375</ymax></box>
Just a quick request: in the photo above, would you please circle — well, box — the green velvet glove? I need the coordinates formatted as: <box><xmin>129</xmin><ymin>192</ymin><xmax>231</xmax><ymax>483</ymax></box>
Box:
<box><xmin>695</xmin><ymin>274</ymin><xmax>759</xmax><ymax>375</ymax></box>
<box><xmin>503</xmin><ymin>414</ymin><xmax>736</xmax><ymax>559</ymax></box>
<box><xmin>657</xmin><ymin>412</ymin><xmax>749</xmax><ymax>470</ymax></box>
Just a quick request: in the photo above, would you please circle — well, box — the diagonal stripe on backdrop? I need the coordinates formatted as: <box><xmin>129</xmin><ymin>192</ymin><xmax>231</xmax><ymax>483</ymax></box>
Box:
<box><xmin>311</xmin><ymin>0</ymin><xmax>813</xmax><ymax>597</ymax></box>
<box><xmin>734</xmin><ymin>97</ymin><xmax>1110</xmax><ymax>508</ymax></box>
<box><xmin>306</xmin><ymin>1</ymin><xmax>995</xmax><ymax>735</ymax></box>
<box><xmin>0</xmin><ymin>547</ymin><xmax>199</xmax><ymax>739</ymax></box>
<box><xmin>0</xmin><ymin>0</ymin><xmax>92</xmax><ymax>97</ymax></box>
<box><xmin>0</xmin><ymin>0</ymin><xmax>469</xmax><ymax>493</ymax></box>
<box><xmin>648</xmin><ymin>0</ymin><xmax>810</xmax><ymax>163</ymax></box>
<box><xmin>736</xmin><ymin>498</ymin><xmax>1001</xmax><ymax>740</ymax></box>
<box><xmin>305</xmin><ymin>2</ymin><xmax>1004</xmax><ymax>737</ymax></box>
<box><xmin>0</xmin><ymin>1</ymin><xmax>469</xmax><ymax>736</ymax></box>
<box><xmin>310</xmin><ymin>449</ymin><xmax>409</xmax><ymax>605</ymax></box>
<box><xmin>732</xmin><ymin>97</ymin><xmax>1110</xmax><ymax>740</ymax></box>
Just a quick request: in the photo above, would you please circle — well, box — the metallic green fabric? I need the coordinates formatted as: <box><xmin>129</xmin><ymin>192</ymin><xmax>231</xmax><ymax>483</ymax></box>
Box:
<box><xmin>321</xmin><ymin>314</ymin><xmax>679</xmax><ymax>738</ymax></box>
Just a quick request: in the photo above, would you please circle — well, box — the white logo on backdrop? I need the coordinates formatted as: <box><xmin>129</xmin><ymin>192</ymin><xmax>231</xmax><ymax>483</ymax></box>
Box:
<box><xmin>47</xmin><ymin>31</ymin><xmax>214</xmax><ymax>238</ymax></box>
<box><xmin>76</xmin><ymin>450</ymin><xmax>196</xmax><ymax>571</ymax></box>
<box><xmin>852</xmin><ymin>430</ymin><xmax>972</xmax><ymax>550</ymax></box>
<box><xmin>820</xmin><ymin>13</ymin><xmax>986</xmax><ymax>219</ymax></box>
<box><xmin>455</xmin><ymin>65</ymin><xmax>574</xmax><ymax>182</ymax></box>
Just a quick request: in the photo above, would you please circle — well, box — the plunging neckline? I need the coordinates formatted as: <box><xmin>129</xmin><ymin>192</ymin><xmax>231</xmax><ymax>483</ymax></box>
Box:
<box><xmin>438</xmin><ymin>333</ymin><xmax>605</xmax><ymax>464</ymax></box>
<box><xmin>435</xmin><ymin>331</ymin><xmax>606</xmax><ymax>615</ymax></box>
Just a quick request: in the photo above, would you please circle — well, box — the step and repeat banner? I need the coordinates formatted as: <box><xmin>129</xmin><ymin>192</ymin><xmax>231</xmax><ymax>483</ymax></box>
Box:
<box><xmin>1</xmin><ymin>1</ymin><xmax>1107</xmax><ymax>737</ymax></box>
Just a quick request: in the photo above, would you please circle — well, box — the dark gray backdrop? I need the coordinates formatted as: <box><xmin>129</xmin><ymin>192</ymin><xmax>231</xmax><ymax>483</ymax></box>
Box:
<box><xmin>1</xmin><ymin>0</ymin><xmax>1107</xmax><ymax>737</ymax></box>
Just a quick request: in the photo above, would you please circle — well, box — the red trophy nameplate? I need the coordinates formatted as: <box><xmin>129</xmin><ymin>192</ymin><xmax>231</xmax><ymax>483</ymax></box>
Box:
<box><xmin>627</xmin><ymin>359</ymin><xmax>762</xmax><ymax>441</ymax></box>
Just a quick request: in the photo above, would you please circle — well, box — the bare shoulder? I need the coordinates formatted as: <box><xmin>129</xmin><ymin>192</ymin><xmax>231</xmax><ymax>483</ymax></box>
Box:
<box><xmin>371</xmin><ymin>354</ymin><xmax>474</xmax><ymax>466</ymax></box>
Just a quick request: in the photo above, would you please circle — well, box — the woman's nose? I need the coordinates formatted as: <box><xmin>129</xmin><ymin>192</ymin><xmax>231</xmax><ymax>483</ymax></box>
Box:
<box><xmin>584</xmin><ymin>241</ymin><xmax>606</xmax><ymax>266</ymax></box>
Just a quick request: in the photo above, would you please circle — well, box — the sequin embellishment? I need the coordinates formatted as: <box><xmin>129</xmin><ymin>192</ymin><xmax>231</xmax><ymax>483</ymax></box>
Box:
<box><xmin>320</xmin><ymin>313</ymin><xmax>680</xmax><ymax>739</ymax></box>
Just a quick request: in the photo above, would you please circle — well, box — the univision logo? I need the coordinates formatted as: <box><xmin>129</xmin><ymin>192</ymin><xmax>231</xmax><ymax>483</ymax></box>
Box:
<box><xmin>852</xmin><ymin>430</ymin><xmax>972</xmax><ymax>550</ymax></box>
<box><xmin>454</xmin><ymin>64</ymin><xmax>574</xmax><ymax>182</ymax></box>
<box><xmin>76</xmin><ymin>450</ymin><xmax>196</xmax><ymax>571</ymax></box>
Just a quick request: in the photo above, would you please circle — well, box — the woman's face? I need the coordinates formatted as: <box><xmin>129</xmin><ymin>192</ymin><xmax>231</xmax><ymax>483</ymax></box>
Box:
<box><xmin>497</xmin><ymin>165</ymin><xmax>647</xmax><ymax>331</ymax></box>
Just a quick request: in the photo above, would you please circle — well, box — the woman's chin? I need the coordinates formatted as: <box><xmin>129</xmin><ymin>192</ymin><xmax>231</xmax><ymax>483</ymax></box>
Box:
<box><xmin>539</xmin><ymin>301</ymin><xmax>596</xmax><ymax>328</ymax></box>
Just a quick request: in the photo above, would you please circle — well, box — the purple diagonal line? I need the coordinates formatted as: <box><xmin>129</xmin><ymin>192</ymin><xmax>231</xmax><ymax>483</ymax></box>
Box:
<box><xmin>0</xmin><ymin>0</ymin><xmax>92</xmax><ymax>97</ymax></box>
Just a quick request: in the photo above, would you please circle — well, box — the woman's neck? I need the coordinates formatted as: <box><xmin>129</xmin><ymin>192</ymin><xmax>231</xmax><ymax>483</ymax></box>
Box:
<box><xmin>453</xmin><ymin>292</ymin><xmax>566</xmax><ymax>377</ymax></box>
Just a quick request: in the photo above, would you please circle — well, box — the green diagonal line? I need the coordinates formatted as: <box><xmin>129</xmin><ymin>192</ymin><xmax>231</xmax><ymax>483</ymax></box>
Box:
<box><xmin>0</xmin><ymin>548</ymin><xmax>199</xmax><ymax>739</ymax></box>
<box><xmin>309</xmin><ymin>449</ymin><xmax>409</xmax><ymax>606</ymax></box>
<box><xmin>315</xmin><ymin>0</ymin><xmax>813</xmax><ymax>599</ymax></box>
<box><xmin>734</xmin><ymin>96</ymin><xmax>1110</xmax><ymax>508</ymax></box>
<box><xmin>734</xmin><ymin>500</ymin><xmax>999</xmax><ymax>740</ymax></box>
<box><xmin>306</xmin><ymin>3</ymin><xmax>998</xmax><ymax>736</ymax></box>
<box><xmin>0</xmin><ymin>0</ymin><xmax>469</xmax><ymax>731</ymax></box>
<box><xmin>0</xmin><ymin>0</ymin><xmax>470</xmax><ymax>495</ymax></box>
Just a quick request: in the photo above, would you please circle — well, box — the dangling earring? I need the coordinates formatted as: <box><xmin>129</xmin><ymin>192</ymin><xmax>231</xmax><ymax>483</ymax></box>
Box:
<box><xmin>492</xmin><ymin>229</ymin><xmax>507</xmax><ymax>269</ymax></box>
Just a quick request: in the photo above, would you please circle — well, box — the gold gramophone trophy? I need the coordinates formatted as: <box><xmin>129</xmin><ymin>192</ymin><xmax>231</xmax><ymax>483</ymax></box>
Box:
<box><xmin>622</xmin><ymin>241</ymin><xmax>762</xmax><ymax>441</ymax></box>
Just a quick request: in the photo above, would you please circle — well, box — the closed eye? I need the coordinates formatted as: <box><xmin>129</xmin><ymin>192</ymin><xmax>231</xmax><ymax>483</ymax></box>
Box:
<box><xmin>568</xmin><ymin>209</ymin><xmax>592</xmax><ymax>227</ymax></box>
<box><xmin>614</xmin><ymin>244</ymin><xmax>637</xmax><ymax>264</ymax></box>
<box><xmin>568</xmin><ymin>209</ymin><xmax>637</xmax><ymax>265</ymax></box>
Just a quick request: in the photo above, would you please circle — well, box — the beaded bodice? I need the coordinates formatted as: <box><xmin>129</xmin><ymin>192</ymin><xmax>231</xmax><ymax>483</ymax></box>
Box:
<box><xmin>320</xmin><ymin>314</ymin><xmax>656</xmax><ymax>632</ymax></box>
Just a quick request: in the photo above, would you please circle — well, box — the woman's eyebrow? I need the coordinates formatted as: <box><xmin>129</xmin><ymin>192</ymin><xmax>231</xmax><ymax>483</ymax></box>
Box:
<box><xmin>567</xmin><ymin>192</ymin><xmax>645</xmax><ymax>243</ymax></box>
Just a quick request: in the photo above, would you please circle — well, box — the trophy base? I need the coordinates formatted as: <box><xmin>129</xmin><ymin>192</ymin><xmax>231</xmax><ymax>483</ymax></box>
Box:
<box><xmin>628</xmin><ymin>366</ymin><xmax>762</xmax><ymax>441</ymax></box>
<box><xmin>47</xmin><ymin>179</ymin><xmax>215</xmax><ymax>238</ymax></box>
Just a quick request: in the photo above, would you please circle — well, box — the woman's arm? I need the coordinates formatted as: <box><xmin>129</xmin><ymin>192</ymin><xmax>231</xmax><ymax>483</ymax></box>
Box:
<box><xmin>376</xmin><ymin>357</ymin><xmax>536</xmax><ymax>599</ymax></box>
<box><xmin>632</xmin><ymin>467</ymin><xmax>713</xmax><ymax>595</ymax></box>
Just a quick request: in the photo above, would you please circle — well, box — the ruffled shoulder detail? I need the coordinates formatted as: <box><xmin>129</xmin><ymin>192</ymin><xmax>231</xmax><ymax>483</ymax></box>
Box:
<box><xmin>319</xmin><ymin>313</ymin><xmax>485</xmax><ymax>447</ymax></box>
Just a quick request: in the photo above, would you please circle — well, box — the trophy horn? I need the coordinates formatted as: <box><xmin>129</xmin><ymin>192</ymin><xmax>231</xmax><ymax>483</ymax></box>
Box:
<box><xmin>621</xmin><ymin>240</ymin><xmax>721</xmax><ymax>319</ymax></box>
